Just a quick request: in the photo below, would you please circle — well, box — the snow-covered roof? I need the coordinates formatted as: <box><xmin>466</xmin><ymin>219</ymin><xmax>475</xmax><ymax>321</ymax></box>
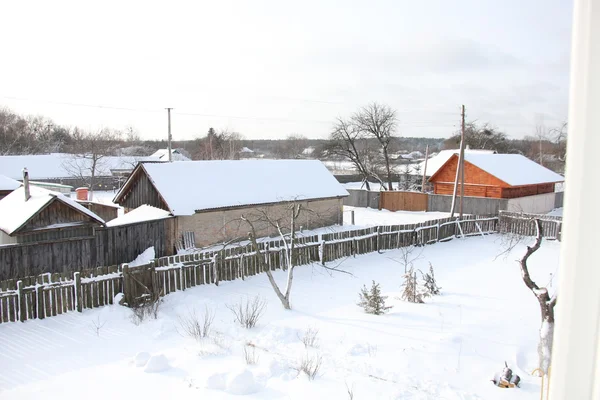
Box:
<box><xmin>0</xmin><ymin>153</ymin><xmax>160</xmax><ymax>180</ymax></box>
<box><xmin>0</xmin><ymin>175</ymin><xmax>20</xmax><ymax>191</ymax></box>
<box><xmin>302</xmin><ymin>147</ymin><xmax>315</xmax><ymax>155</ymax></box>
<box><xmin>150</xmin><ymin>149</ymin><xmax>191</xmax><ymax>162</ymax></box>
<box><xmin>239</xmin><ymin>147</ymin><xmax>254</xmax><ymax>153</ymax></box>
<box><xmin>123</xmin><ymin>160</ymin><xmax>349</xmax><ymax>215</ymax></box>
<box><xmin>461</xmin><ymin>153</ymin><xmax>565</xmax><ymax>186</ymax></box>
<box><xmin>419</xmin><ymin>149</ymin><xmax>496</xmax><ymax>176</ymax></box>
<box><xmin>106</xmin><ymin>205</ymin><xmax>171</xmax><ymax>227</ymax></box>
<box><xmin>0</xmin><ymin>185</ymin><xmax>104</xmax><ymax>235</ymax></box>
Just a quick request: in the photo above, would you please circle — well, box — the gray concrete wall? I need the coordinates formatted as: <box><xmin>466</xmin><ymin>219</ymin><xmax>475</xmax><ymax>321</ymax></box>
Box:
<box><xmin>343</xmin><ymin>189</ymin><xmax>380</xmax><ymax>208</ymax></box>
<box><xmin>555</xmin><ymin>191</ymin><xmax>564</xmax><ymax>209</ymax></box>
<box><xmin>428</xmin><ymin>194</ymin><xmax>508</xmax><ymax>215</ymax></box>
<box><xmin>506</xmin><ymin>193</ymin><xmax>556</xmax><ymax>214</ymax></box>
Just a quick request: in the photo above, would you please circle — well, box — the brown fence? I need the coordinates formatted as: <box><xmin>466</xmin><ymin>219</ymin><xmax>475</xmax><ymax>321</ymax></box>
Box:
<box><xmin>498</xmin><ymin>211</ymin><xmax>563</xmax><ymax>240</ymax></box>
<box><xmin>0</xmin><ymin>217</ymin><xmax>176</xmax><ymax>281</ymax></box>
<box><xmin>0</xmin><ymin>215</ymin><xmax>501</xmax><ymax>324</ymax></box>
<box><xmin>379</xmin><ymin>191</ymin><xmax>429</xmax><ymax>212</ymax></box>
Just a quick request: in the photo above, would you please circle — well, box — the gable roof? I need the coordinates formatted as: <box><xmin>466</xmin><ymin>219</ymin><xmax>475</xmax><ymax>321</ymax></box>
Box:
<box><xmin>430</xmin><ymin>153</ymin><xmax>565</xmax><ymax>186</ymax></box>
<box><xmin>418</xmin><ymin>149</ymin><xmax>496</xmax><ymax>176</ymax></box>
<box><xmin>115</xmin><ymin>160</ymin><xmax>348</xmax><ymax>215</ymax></box>
<box><xmin>0</xmin><ymin>175</ymin><xmax>21</xmax><ymax>191</ymax></box>
<box><xmin>150</xmin><ymin>149</ymin><xmax>191</xmax><ymax>162</ymax></box>
<box><xmin>106</xmin><ymin>205</ymin><xmax>171</xmax><ymax>227</ymax></box>
<box><xmin>0</xmin><ymin>185</ymin><xmax>105</xmax><ymax>235</ymax></box>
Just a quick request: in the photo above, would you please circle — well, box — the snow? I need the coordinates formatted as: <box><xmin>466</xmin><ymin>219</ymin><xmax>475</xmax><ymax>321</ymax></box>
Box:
<box><xmin>343</xmin><ymin>206</ymin><xmax>451</xmax><ymax>226</ymax></box>
<box><xmin>547</xmin><ymin>208</ymin><xmax>563</xmax><ymax>217</ymax></box>
<box><xmin>106</xmin><ymin>205</ymin><xmax>171</xmax><ymax>227</ymax></box>
<box><xmin>0</xmin><ymin>185</ymin><xmax>104</xmax><ymax>235</ymax></box>
<box><xmin>418</xmin><ymin>149</ymin><xmax>497</xmax><ymax>177</ymax></box>
<box><xmin>0</xmin><ymin>232</ymin><xmax>560</xmax><ymax>399</ymax></box>
<box><xmin>150</xmin><ymin>149</ymin><xmax>191</xmax><ymax>162</ymax></box>
<box><xmin>144</xmin><ymin>354</ymin><xmax>171</xmax><ymax>373</ymax></box>
<box><xmin>134</xmin><ymin>352</ymin><xmax>152</xmax><ymax>367</ymax></box>
<box><xmin>0</xmin><ymin>174</ymin><xmax>20</xmax><ymax>191</ymax></box>
<box><xmin>128</xmin><ymin>247</ymin><xmax>156</xmax><ymax>267</ymax></box>
<box><xmin>0</xmin><ymin>153</ymin><xmax>160</xmax><ymax>180</ymax></box>
<box><xmin>136</xmin><ymin>160</ymin><xmax>349</xmax><ymax>215</ymax></box>
<box><xmin>461</xmin><ymin>154</ymin><xmax>565</xmax><ymax>186</ymax></box>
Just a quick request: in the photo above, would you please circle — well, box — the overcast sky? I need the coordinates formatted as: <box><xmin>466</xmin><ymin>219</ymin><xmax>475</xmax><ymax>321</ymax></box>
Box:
<box><xmin>0</xmin><ymin>0</ymin><xmax>573</xmax><ymax>141</ymax></box>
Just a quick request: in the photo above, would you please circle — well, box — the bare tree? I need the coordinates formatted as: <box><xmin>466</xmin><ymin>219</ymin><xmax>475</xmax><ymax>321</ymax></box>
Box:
<box><xmin>327</xmin><ymin>117</ymin><xmax>381</xmax><ymax>190</ymax></box>
<box><xmin>274</xmin><ymin>134</ymin><xmax>309</xmax><ymax>159</ymax></box>
<box><xmin>516</xmin><ymin>219</ymin><xmax>557</xmax><ymax>375</ymax></box>
<box><xmin>240</xmin><ymin>202</ymin><xmax>304</xmax><ymax>310</ymax></box>
<box><xmin>63</xmin><ymin>128</ymin><xmax>121</xmax><ymax>199</ymax></box>
<box><xmin>194</xmin><ymin>128</ymin><xmax>243</xmax><ymax>160</ymax></box>
<box><xmin>352</xmin><ymin>103</ymin><xmax>398</xmax><ymax>190</ymax></box>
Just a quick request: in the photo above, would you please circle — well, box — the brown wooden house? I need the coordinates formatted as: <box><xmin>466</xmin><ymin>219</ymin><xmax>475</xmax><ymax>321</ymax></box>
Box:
<box><xmin>0</xmin><ymin>184</ymin><xmax>105</xmax><ymax>245</ymax></box>
<box><xmin>428</xmin><ymin>153</ymin><xmax>564</xmax><ymax>199</ymax></box>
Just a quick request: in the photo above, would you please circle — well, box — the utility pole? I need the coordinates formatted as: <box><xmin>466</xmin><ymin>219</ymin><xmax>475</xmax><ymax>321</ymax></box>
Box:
<box><xmin>166</xmin><ymin>108</ymin><xmax>173</xmax><ymax>162</ymax></box>
<box><xmin>421</xmin><ymin>144</ymin><xmax>429</xmax><ymax>192</ymax></box>
<box><xmin>459</xmin><ymin>105</ymin><xmax>466</xmax><ymax>218</ymax></box>
<box><xmin>450</xmin><ymin>105</ymin><xmax>466</xmax><ymax>217</ymax></box>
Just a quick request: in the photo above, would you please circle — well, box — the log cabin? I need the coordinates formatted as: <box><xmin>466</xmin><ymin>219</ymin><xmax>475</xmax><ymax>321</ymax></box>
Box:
<box><xmin>113</xmin><ymin>160</ymin><xmax>349</xmax><ymax>248</ymax></box>
<box><xmin>428</xmin><ymin>153</ymin><xmax>564</xmax><ymax>199</ymax></box>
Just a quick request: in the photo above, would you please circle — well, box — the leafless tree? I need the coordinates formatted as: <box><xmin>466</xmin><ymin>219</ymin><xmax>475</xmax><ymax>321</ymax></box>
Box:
<box><xmin>240</xmin><ymin>202</ymin><xmax>304</xmax><ymax>310</ymax></box>
<box><xmin>274</xmin><ymin>134</ymin><xmax>309</xmax><ymax>159</ymax></box>
<box><xmin>62</xmin><ymin>128</ymin><xmax>121</xmax><ymax>199</ymax></box>
<box><xmin>194</xmin><ymin>128</ymin><xmax>243</xmax><ymax>160</ymax></box>
<box><xmin>352</xmin><ymin>103</ymin><xmax>398</xmax><ymax>190</ymax></box>
<box><xmin>516</xmin><ymin>219</ymin><xmax>557</xmax><ymax>375</ymax></box>
<box><xmin>327</xmin><ymin>117</ymin><xmax>382</xmax><ymax>191</ymax></box>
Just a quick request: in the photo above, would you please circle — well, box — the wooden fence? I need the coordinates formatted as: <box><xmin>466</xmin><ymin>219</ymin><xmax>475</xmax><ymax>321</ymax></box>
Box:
<box><xmin>0</xmin><ymin>217</ymin><xmax>176</xmax><ymax>281</ymax></box>
<box><xmin>0</xmin><ymin>215</ymin><xmax>500</xmax><ymax>324</ymax></box>
<box><xmin>498</xmin><ymin>211</ymin><xmax>563</xmax><ymax>240</ymax></box>
<box><xmin>379</xmin><ymin>191</ymin><xmax>429</xmax><ymax>212</ymax></box>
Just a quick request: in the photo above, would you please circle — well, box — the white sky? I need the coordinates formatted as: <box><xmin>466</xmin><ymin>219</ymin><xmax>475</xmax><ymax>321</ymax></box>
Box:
<box><xmin>0</xmin><ymin>0</ymin><xmax>572</xmax><ymax>141</ymax></box>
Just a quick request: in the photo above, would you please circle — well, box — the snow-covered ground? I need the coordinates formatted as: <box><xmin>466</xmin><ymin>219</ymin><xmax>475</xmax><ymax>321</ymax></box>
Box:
<box><xmin>343</xmin><ymin>206</ymin><xmax>450</xmax><ymax>227</ymax></box>
<box><xmin>0</xmin><ymin>235</ymin><xmax>559</xmax><ymax>399</ymax></box>
<box><xmin>546</xmin><ymin>208</ymin><xmax>563</xmax><ymax>217</ymax></box>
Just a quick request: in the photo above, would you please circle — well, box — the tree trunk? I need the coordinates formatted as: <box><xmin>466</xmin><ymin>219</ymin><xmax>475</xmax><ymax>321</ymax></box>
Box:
<box><xmin>383</xmin><ymin>147</ymin><xmax>393</xmax><ymax>190</ymax></box>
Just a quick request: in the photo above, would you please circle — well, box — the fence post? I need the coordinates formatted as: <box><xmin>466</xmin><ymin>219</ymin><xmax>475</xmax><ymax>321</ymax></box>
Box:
<box><xmin>351</xmin><ymin>210</ymin><xmax>355</xmax><ymax>225</ymax></box>
<box><xmin>36</xmin><ymin>285</ymin><xmax>44</xmax><ymax>319</ymax></box>
<box><xmin>74</xmin><ymin>272</ymin><xmax>82</xmax><ymax>313</ymax></box>
<box><xmin>17</xmin><ymin>280</ymin><xmax>25</xmax><ymax>322</ymax></box>
<box><xmin>376</xmin><ymin>226</ymin><xmax>381</xmax><ymax>253</ymax></box>
<box><xmin>319</xmin><ymin>240</ymin><xmax>326</xmax><ymax>265</ymax></box>
<box><xmin>122</xmin><ymin>264</ymin><xmax>130</xmax><ymax>306</ymax></box>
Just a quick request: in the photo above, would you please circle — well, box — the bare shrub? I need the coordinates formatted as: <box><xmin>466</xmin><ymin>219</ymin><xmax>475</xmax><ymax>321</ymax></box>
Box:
<box><xmin>243</xmin><ymin>343</ymin><xmax>259</xmax><ymax>365</ymax></box>
<box><xmin>90</xmin><ymin>316</ymin><xmax>106</xmax><ymax>337</ymax></box>
<box><xmin>226</xmin><ymin>295</ymin><xmax>267</xmax><ymax>329</ymax></box>
<box><xmin>130</xmin><ymin>293</ymin><xmax>162</xmax><ymax>325</ymax></box>
<box><xmin>400</xmin><ymin>267</ymin><xmax>426</xmax><ymax>304</ymax></box>
<box><xmin>294</xmin><ymin>352</ymin><xmax>323</xmax><ymax>380</ymax></box>
<box><xmin>367</xmin><ymin>343</ymin><xmax>378</xmax><ymax>357</ymax></box>
<box><xmin>178</xmin><ymin>306</ymin><xmax>215</xmax><ymax>341</ymax></box>
<box><xmin>345</xmin><ymin>381</ymin><xmax>355</xmax><ymax>399</ymax></box>
<box><xmin>298</xmin><ymin>327</ymin><xmax>320</xmax><ymax>348</ymax></box>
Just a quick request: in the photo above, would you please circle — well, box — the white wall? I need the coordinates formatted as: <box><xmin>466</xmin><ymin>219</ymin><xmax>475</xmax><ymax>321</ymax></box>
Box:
<box><xmin>505</xmin><ymin>193</ymin><xmax>556</xmax><ymax>214</ymax></box>
<box><xmin>0</xmin><ymin>231</ymin><xmax>17</xmax><ymax>245</ymax></box>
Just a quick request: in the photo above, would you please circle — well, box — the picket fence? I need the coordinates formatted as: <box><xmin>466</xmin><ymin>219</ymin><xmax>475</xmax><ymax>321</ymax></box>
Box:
<box><xmin>0</xmin><ymin>214</ymin><xmax>503</xmax><ymax>324</ymax></box>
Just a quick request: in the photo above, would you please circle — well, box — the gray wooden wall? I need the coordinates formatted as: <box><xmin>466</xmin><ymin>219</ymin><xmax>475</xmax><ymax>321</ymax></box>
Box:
<box><xmin>0</xmin><ymin>217</ymin><xmax>175</xmax><ymax>280</ymax></box>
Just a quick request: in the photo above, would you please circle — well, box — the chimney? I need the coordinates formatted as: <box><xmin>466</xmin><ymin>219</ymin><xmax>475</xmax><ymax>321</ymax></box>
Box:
<box><xmin>23</xmin><ymin>168</ymin><xmax>31</xmax><ymax>201</ymax></box>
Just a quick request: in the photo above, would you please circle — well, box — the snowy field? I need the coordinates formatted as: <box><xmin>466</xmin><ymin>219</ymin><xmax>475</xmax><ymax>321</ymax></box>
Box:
<box><xmin>343</xmin><ymin>206</ymin><xmax>450</xmax><ymax>227</ymax></box>
<box><xmin>0</xmin><ymin>235</ymin><xmax>560</xmax><ymax>399</ymax></box>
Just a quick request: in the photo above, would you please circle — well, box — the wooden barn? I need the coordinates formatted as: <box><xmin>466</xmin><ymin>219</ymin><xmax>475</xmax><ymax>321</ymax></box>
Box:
<box><xmin>429</xmin><ymin>153</ymin><xmax>564</xmax><ymax>199</ymax></box>
<box><xmin>0</xmin><ymin>179</ymin><xmax>105</xmax><ymax>245</ymax></box>
<box><xmin>113</xmin><ymin>160</ymin><xmax>349</xmax><ymax>248</ymax></box>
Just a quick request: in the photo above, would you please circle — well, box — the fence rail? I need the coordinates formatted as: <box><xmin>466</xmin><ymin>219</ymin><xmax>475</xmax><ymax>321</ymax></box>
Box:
<box><xmin>498</xmin><ymin>211</ymin><xmax>563</xmax><ymax>240</ymax></box>
<box><xmin>1</xmin><ymin>213</ymin><xmax>549</xmax><ymax>324</ymax></box>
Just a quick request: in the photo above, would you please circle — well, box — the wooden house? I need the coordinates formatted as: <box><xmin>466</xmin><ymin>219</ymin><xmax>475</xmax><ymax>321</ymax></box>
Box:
<box><xmin>113</xmin><ymin>160</ymin><xmax>349</xmax><ymax>248</ymax></box>
<box><xmin>428</xmin><ymin>153</ymin><xmax>564</xmax><ymax>199</ymax></box>
<box><xmin>0</xmin><ymin>175</ymin><xmax>105</xmax><ymax>245</ymax></box>
<box><xmin>75</xmin><ymin>200</ymin><xmax>120</xmax><ymax>223</ymax></box>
